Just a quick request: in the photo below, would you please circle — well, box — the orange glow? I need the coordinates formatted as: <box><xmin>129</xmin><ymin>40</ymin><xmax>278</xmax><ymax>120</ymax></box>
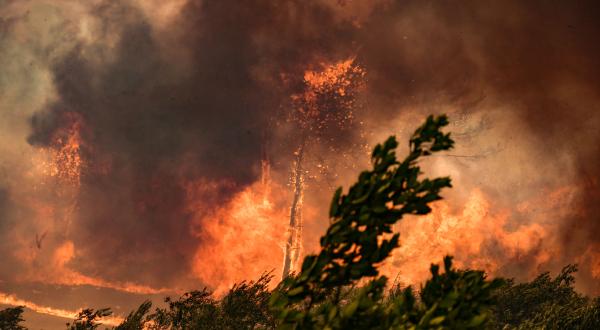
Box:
<box><xmin>290</xmin><ymin>58</ymin><xmax>365</xmax><ymax>130</ymax></box>
<box><xmin>52</xmin><ymin>240</ymin><xmax>75</xmax><ymax>268</ymax></box>
<box><xmin>303</xmin><ymin>59</ymin><xmax>359</xmax><ymax>92</ymax></box>
<box><xmin>0</xmin><ymin>291</ymin><xmax>123</xmax><ymax>326</ymax></box>
<box><xmin>578</xmin><ymin>245</ymin><xmax>600</xmax><ymax>279</ymax></box>
<box><xmin>46</xmin><ymin>269</ymin><xmax>171</xmax><ymax>295</ymax></box>
<box><xmin>38</xmin><ymin>113</ymin><xmax>84</xmax><ymax>187</ymax></box>
<box><xmin>2</xmin><ymin>0</ymin><xmax>599</xmax><ymax>324</ymax></box>
<box><xmin>279</xmin><ymin>58</ymin><xmax>367</xmax><ymax>278</ymax></box>
<box><xmin>382</xmin><ymin>189</ymin><xmax>561</xmax><ymax>286</ymax></box>
<box><xmin>189</xmin><ymin>179</ymin><xmax>289</xmax><ymax>295</ymax></box>
<box><xmin>18</xmin><ymin>114</ymin><xmax>169</xmax><ymax>295</ymax></box>
<box><xmin>16</xmin><ymin>240</ymin><xmax>170</xmax><ymax>295</ymax></box>
<box><xmin>590</xmin><ymin>250</ymin><xmax>600</xmax><ymax>278</ymax></box>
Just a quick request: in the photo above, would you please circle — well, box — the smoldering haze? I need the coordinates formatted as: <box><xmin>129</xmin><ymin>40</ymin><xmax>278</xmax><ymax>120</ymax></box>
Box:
<box><xmin>0</xmin><ymin>0</ymin><xmax>598</xmax><ymax>317</ymax></box>
<box><xmin>6</xmin><ymin>0</ymin><xmax>358</xmax><ymax>288</ymax></box>
<box><xmin>358</xmin><ymin>0</ymin><xmax>600</xmax><ymax>293</ymax></box>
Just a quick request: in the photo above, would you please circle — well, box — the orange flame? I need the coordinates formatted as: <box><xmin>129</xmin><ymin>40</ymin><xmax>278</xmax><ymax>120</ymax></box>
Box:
<box><xmin>37</xmin><ymin>113</ymin><xmax>84</xmax><ymax>187</ymax></box>
<box><xmin>304</xmin><ymin>58</ymin><xmax>361</xmax><ymax>93</ymax></box>
<box><xmin>290</xmin><ymin>58</ymin><xmax>365</xmax><ymax>131</ymax></box>
<box><xmin>381</xmin><ymin>188</ymin><xmax>580</xmax><ymax>286</ymax></box>
<box><xmin>189</xmin><ymin>179</ymin><xmax>288</xmax><ymax>295</ymax></box>
<box><xmin>19</xmin><ymin>114</ymin><xmax>169</xmax><ymax>295</ymax></box>
<box><xmin>578</xmin><ymin>245</ymin><xmax>600</xmax><ymax>279</ymax></box>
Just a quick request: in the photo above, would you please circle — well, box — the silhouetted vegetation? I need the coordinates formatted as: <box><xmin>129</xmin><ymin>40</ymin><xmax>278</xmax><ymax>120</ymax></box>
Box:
<box><xmin>269</xmin><ymin>115</ymin><xmax>503</xmax><ymax>329</ymax></box>
<box><xmin>145</xmin><ymin>273</ymin><xmax>274</xmax><ymax>329</ymax></box>
<box><xmin>1</xmin><ymin>115</ymin><xmax>598</xmax><ymax>329</ymax></box>
<box><xmin>489</xmin><ymin>265</ymin><xmax>600</xmax><ymax>329</ymax></box>
<box><xmin>66</xmin><ymin>308</ymin><xmax>112</xmax><ymax>330</ymax></box>
<box><xmin>0</xmin><ymin>306</ymin><xmax>26</xmax><ymax>330</ymax></box>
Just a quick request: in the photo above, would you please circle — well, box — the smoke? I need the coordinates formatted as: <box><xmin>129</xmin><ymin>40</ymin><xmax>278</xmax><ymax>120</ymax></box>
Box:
<box><xmin>0</xmin><ymin>0</ymin><xmax>599</xmax><ymax>320</ymax></box>
<box><xmin>2</xmin><ymin>0</ymin><xmax>361</xmax><ymax>290</ymax></box>
<box><xmin>355</xmin><ymin>0</ymin><xmax>600</xmax><ymax>292</ymax></box>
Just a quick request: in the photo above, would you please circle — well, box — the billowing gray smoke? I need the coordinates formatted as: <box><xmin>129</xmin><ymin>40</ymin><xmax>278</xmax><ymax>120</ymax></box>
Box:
<box><xmin>1</xmin><ymin>0</ymin><xmax>599</xmax><ymax>300</ymax></box>
<box><xmin>357</xmin><ymin>0</ymin><xmax>600</xmax><ymax>293</ymax></box>
<box><xmin>20</xmin><ymin>0</ymin><xmax>357</xmax><ymax>287</ymax></box>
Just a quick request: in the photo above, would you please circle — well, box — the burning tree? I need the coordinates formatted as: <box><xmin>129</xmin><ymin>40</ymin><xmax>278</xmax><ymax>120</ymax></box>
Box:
<box><xmin>271</xmin><ymin>114</ymin><xmax>504</xmax><ymax>329</ymax></box>
<box><xmin>281</xmin><ymin>59</ymin><xmax>366</xmax><ymax>278</ymax></box>
<box><xmin>6</xmin><ymin>114</ymin><xmax>599</xmax><ymax>329</ymax></box>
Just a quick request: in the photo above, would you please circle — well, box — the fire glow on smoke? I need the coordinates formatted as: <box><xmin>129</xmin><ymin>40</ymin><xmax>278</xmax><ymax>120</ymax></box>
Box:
<box><xmin>0</xmin><ymin>0</ymin><xmax>599</xmax><ymax>325</ymax></box>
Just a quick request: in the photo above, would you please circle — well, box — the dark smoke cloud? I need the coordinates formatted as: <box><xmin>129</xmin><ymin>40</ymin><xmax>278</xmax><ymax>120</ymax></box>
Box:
<box><xmin>0</xmin><ymin>186</ymin><xmax>14</xmax><ymax>260</ymax></box>
<box><xmin>3</xmin><ymin>0</ymin><xmax>599</xmax><ymax>299</ymax></box>
<box><xmin>25</xmin><ymin>0</ymin><xmax>358</xmax><ymax>287</ymax></box>
<box><xmin>357</xmin><ymin>0</ymin><xmax>600</xmax><ymax>291</ymax></box>
<box><xmin>360</xmin><ymin>0</ymin><xmax>600</xmax><ymax>134</ymax></box>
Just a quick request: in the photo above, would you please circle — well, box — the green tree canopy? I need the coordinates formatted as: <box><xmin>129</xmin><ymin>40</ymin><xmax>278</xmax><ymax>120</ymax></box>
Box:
<box><xmin>270</xmin><ymin>115</ymin><xmax>503</xmax><ymax>329</ymax></box>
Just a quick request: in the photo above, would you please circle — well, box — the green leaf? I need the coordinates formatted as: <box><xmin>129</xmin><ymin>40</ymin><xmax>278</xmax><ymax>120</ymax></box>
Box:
<box><xmin>430</xmin><ymin>316</ymin><xmax>446</xmax><ymax>325</ymax></box>
<box><xmin>287</xmin><ymin>286</ymin><xmax>304</xmax><ymax>297</ymax></box>
<box><xmin>329</xmin><ymin>187</ymin><xmax>342</xmax><ymax>217</ymax></box>
<box><xmin>342</xmin><ymin>300</ymin><xmax>360</xmax><ymax>318</ymax></box>
<box><xmin>466</xmin><ymin>314</ymin><xmax>487</xmax><ymax>328</ymax></box>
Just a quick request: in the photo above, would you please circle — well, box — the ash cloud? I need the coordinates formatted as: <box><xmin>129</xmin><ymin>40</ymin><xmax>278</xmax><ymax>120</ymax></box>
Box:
<box><xmin>356</xmin><ymin>0</ymin><xmax>600</xmax><ymax>291</ymax></box>
<box><xmin>1</xmin><ymin>0</ymin><xmax>599</xmax><ymax>299</ymax></box>
<box><xmin>23</xmin><ymin>0</ymin><xmax>357</xmax><ymax>287</ymax></box>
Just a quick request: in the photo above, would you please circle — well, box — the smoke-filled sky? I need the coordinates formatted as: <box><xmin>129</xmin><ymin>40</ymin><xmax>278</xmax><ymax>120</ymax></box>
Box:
<box><xmin>1</xmin><ymin>0</ymin><xmax>599</xmax><ymax>328</ymax></box>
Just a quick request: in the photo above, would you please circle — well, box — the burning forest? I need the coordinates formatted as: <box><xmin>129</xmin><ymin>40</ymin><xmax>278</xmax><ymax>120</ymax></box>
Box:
<box><xmin>0</xmin><ymin>0</ymin><xmax>599</xmax><ymax>328</ymax></box>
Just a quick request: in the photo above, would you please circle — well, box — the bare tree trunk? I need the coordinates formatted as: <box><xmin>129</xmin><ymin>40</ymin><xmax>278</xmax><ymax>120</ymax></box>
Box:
<box><xmin>260</xmin><ymin>138</ymin><xmax>271</xmax><ymax>191</ymax></box>
<box><xmin>282</xmin><ymin>142</ymin><xmax>305</xmax><ymax>279</ymax></box>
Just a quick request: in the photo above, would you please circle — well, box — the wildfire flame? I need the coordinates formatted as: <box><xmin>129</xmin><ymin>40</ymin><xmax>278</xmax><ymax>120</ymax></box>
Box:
<box><xmin>15</xmin><ymin>60</ymin><xmax>598</xmax><ymax>304</ymax></box>
<box><xmin>381</xmin><ymin>186</ymin><xmax>587</xmax><ymax>287</ymax></box>
<box><xmin>189</xmin><ymin>178</ymin><xmax>288</xmax><ymax>295</ymax></box>
<box><xmin>280</xmin><ymin>58</ymin><xmax>367</xmax><ymax>277</ymax></box>
<box><xmin>19</xmin><ymin>113</ymin><xmax>170</xmax><ymax>295</ymax></box>
<box><xmin>581</xmin><ymin>246</ymin><xmax>600</xmax><ymax>278</ymax></box>
<box><xmin>37</xmin><ymin>113</ymin><xmax>84</xmax><ymax>187</ymax></box>
<box><xmin>290</xmin><ymin>58</ymin><xmax>366</xmax><ymax>132</ymax></box>
<box><xmin>3</xmin><ymin>0</ymin><xmax>599</xmax><ymax>326</ymax></box>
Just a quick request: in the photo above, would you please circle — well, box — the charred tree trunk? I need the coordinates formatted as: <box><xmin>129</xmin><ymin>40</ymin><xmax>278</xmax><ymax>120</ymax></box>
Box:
<box><xmin>282</xmin><ymin>142</ymin><xmax>305</xmax><ymax>279</ymax></box>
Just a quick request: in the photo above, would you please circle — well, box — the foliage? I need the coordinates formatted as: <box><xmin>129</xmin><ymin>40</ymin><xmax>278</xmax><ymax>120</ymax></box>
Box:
<box><xmin>114</xmin><ymin>300</ymin><xmax>152</xmax><ymax>330</ymax></box>
<box><xmin>100</xmin><ymin>272</ymin><xmax>275</xmax><ymax>330</ymax></box>
<box><xmin>0</xmin><ymin>306</ymin><xmax>27</xmax><ymax>330</ymax></box>
<box><xmin>269</xmin><ymin>114</ymin><xmax>503</xmax><ymax>329</ymax></box>
<box><xmin>489</xmin><ymin>264</ymin><xmax>600</xmax><ymax>329</ymax></box>
<box><xmin>149</xmin><ymin>289</ymin><xmax>220</xmax><ymax>329</ymax></box>
<box><xmin>219</xmin><ymin>273</ymin><xmax>276</xmax><ymax>329</ymax></box>
<box><xmin>7</xmin><ymin>114</ymin><xmax>599</xmax><ymax>329</ymax></box>
<box><xmin>413</xmin><ymin>257</ymin><xmax>502</xmax><ymax>329</ymax></box>
<box><xmin>66</xmin><ymin>308</ymin><xmax>112</xmax><ymax>330</ymax></box>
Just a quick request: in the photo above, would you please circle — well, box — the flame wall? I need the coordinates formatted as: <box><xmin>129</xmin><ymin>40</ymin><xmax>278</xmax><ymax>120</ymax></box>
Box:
<box><xmin>0</xmin><ymin>0</ymin><xmax>599</xmax><ymax>326</ymax></box>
